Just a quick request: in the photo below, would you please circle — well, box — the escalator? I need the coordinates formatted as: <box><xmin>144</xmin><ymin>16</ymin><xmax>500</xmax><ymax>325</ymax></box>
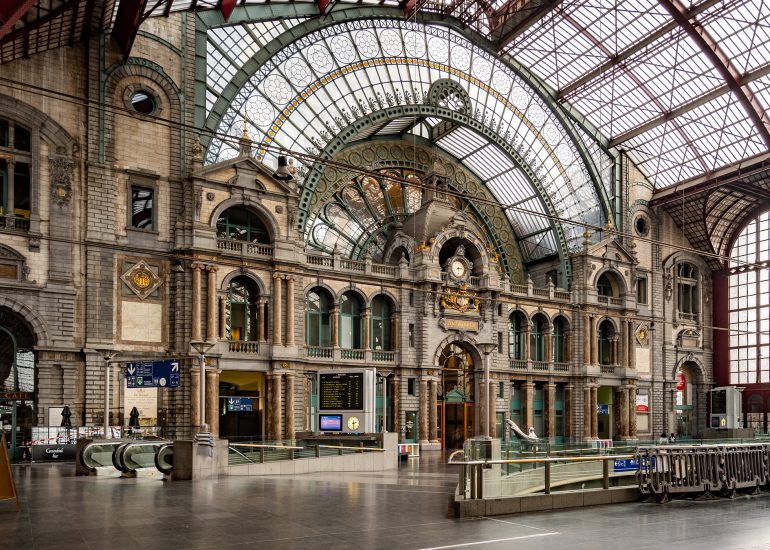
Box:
<box><xmin>79</xmin><ymin>439</ymin><xmax>174</xmax><ymax>475</ymax></box>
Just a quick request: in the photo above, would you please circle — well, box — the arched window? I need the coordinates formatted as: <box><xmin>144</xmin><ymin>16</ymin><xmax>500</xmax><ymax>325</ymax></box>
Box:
<box><xmin>217</xmin><ymin>207</ymin><xmax>270</xmax><ymax>243</ymax></box>
<box><xmin>0</xmin><ymin>118</ymin><xmax>32</xmax><ymax>223</ymax></box>
<box><xmin>306</xmin><ymin>289</ymin><xmax>332</xmax><ymax>347</ymax></box>
<box><xmin>339</xmin><ymin>292</ymin><xmax>362</xmax><ymax>349</ymax></box>
<box><xmin>370</xmin><ymin>296</ymin><xmax>391</xmax><ymax>350</ymax></box>
<box><xmin>677</xmin><ymin>262</ymin><xmax>698</xmax><ymax>319</ymax></box>
<box><xmin>227</xmin><ymin>277</ymin><xmax>258</xmax><ymax>341</ymax></box>
<box><xmin>530</xmin><ymin>315</ymin><xmax>546</xmax><ymax>361</ymax></box>
<box><xmin>553</xmin><ymin>317</ymin><xmax>566</xmax><ymax>363</ymax></box>
<box><xmin>597</xmin><ymin>274</ymin><xmax>613</xmax><ymax>297</ymax></box>
<box><xmin>509</xmin><ymin>312</ymin><xmax>525</xmax><ymax>360</ymax></box>
<box><xmin>598</xmin><ymin>320</ymin><xmax>615</xmax><ymax>365</ymax></box>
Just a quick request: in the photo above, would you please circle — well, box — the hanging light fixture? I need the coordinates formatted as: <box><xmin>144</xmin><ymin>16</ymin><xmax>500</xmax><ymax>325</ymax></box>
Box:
<box><xmin>273</xmin><ymin>155</ymin><xmax>295</xmax><ymax>181</ymax></box>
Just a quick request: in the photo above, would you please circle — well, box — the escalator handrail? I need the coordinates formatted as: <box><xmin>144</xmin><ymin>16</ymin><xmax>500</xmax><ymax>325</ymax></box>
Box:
<box><xmin>79</xmin><ymin>440</ymin><xmax>125</xmax><ymax>473</ymax></box>
<box><xmin>119</xmin><ymin>440</ymin><xmax>172</xmax><ymax>474</ymax></box>
<box><xmin>155</xmin><ymin>443</ymin><xmax>174</xmax><ymax>475</ymax></box>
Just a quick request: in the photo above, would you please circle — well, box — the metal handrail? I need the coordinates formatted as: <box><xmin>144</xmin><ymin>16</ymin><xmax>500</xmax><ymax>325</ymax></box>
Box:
<box><xmin>230</xmin><ymin>443</ymin><xmax>304</xmax><ymax>450</ymax></box>
<box><xmin>448</xmin><ymin>453</ymin><xmax>634</xmax><ymax>466</ymax></box>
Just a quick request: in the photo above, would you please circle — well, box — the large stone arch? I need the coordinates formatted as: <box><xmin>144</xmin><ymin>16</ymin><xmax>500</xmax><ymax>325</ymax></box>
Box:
<box><xmin>0</xmin><ymin>299</ymin><xmax>49</xmax><ymax>348</ymax></box>
<box><xmin>432</xmin><ymin>334</ymin><xmax>484</xmax><ymax>369</ymax></box>
<box><xmin>219</xmin><ymin>268</ymin><xmax>268</xmax><ymax>296</ymax></box>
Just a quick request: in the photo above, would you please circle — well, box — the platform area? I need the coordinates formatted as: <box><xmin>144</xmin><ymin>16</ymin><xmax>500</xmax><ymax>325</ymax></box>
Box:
<box><xmin>3</xmin><ymin>453</ymin><xmax>770</xmax><ymax>549</ymax></box>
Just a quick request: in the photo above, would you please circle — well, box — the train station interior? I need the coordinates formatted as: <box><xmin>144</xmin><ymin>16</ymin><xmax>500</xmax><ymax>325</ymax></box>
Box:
<box><xmin>2</xmin><ymin>0</ymin><xmax>770</xmax><ymax>548</ymax></box>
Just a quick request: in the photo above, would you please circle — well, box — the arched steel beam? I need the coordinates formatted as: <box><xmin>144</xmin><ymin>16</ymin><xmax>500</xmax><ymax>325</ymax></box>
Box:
<box><xmin>658</xmin><ymin>0</ymin><xmax>770</xmax><ymax>150</ymax></box>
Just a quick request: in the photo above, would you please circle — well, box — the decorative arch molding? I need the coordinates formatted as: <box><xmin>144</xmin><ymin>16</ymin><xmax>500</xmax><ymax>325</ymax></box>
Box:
<box><xmin>552</xmin><ymin>312</ymin><xmax>572</xmax><ymax>329</ymax></box>
<box><xmin>369</xmin><ymin>290</ymin><xmax>400</xmax><ymax>313</ymax></box>
<box><xmin>662</xmin><ymin>250</ymin><xmax>711</xmax><ymax>274</ymax></box>
<box><xmin>432</xmin><ymin>334</ymin><xmax>483</xmax><ymax>368</ymax></box>
<box><xmin>591</xmin><ymin>267</ymin><xmax>629</xmax><ymax>296</ymax></box>
<box><xmin>208</xmin><ymin>197</ymin><xmax>280</xmax><ymax>243</ymax></box>
<box><xmin>0</xmin><ymin>299</ymin><xmax>50</xmax><ymax>348</ymax></box>
<box><xmin>507</xmin><ymin>307</ymin><xmax>530</xmax><ymax>322</ymax></box>
<box><xmin>219</xmin><ymin>268</ymin><xmax>268</xmax><ymax>296</ymax></box>
<box><xmin>382</xmin><ymin>232</ymin><xmax>415</xmax><ymax>266</ymax></box>
<box><xmin>303</xmin><ymin>282</ymin><xmax>338</xmax><ymax>305</ymax></box>
<box><xmin>337</xmin><ymin>286</ymin><xmax>369</xmax><ymax>306</ymax></box>
<box><xmin>430</xmin><ymin>221</ymin><xmax>492</xmax><ymax>272</ymax></box>
<box><xmin>0</xmin><ymin>94</ymin><xmax>76</xmax><ymax>155</ymax></box>
<box><xmin>102</xmin><ymin>58</ymin><xmax>183</xmax><ymax>176</ymax></box>
<box><xmin>673</xmin><ymin>355</ymin><xmax>711</xmax><ymax>385</ymax></box>
<box><xmin>596</xmin><ymin>315</ymin><xmax>619</xmax><ymax>333</ymax></box>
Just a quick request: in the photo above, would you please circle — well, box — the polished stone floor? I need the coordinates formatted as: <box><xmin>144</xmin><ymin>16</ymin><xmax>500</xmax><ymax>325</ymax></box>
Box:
<box><xmin>4</xmin><ymin>454</ymin><xmax>770</xmax><ymax>549</ymax></box>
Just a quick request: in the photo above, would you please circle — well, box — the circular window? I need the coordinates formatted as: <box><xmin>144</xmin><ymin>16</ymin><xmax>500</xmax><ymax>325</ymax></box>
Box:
<box><xmin>635</xmin><ymin>215</ymin><xmax>649</xmax><ymax>236</ymax></box>
<box><xmin>130</xmin><ymin>91</ymin><xmax>156</xmax><ymax>115</ymax></box>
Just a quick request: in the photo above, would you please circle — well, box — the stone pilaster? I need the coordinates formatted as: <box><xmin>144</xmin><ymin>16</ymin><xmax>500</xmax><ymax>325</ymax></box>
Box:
<box><xmin>331</xmin><ymin>306</ymin><xmax>339</xmax><ymax>347</ymax></box>
<box><xmin>628</xmin><ymin>384</ymin><xmax>637</xmax><ymax>438</ymax></box>
<box><xmin>285</xmin><ymin>276</ymin><xmax>295</xmax><ymax>346</ymax></box>
<box><xmin>583</xmin><ymin>385</ymin><xmax>592</xmax><ymax>439</ymax></box>
<box><xmin>429</xmin><ymin>379</ymin><xmax>438</xmax><ymax>442</ymax></box>
<box><xmin>285</xmin><ymin>372</ymin><xmax>295</xmax><ymax>440</ymax></box>
<box><xmin>272</xmin><ymin>273</ymin><xmax>282</xmax><ymax>346</ymax></box>
<box><xmin>206</xmin><ymin>266</ymin><xmax>218</xmax><ymax>341</ymax></box>
<box><xmin>545</xmin><ymin>382</ymin><xmax>556</xmax><ymax>438</ymax></box>
<box><xmin>362</xmin><ymin>309</ymin><xmax>370</xmax><ymax>349</ymax></box>
<box><xmin>591</xmin><ymin>385</ymin><xmax>598</xmax><ymax>438</ymax></box>
<box><xmin>191</xmin><ymin>264</ymin><xmax>203</xmax><ymax>341</ymax></box>
<box><xmin>565</xmin><ymin>384</ymin><xmax>573</xmax><ymax>440</ymax></box>
<box><xmin>590</xmin><ymin>316</ymin><xmax>597</xmax><ymax>365</ymax></box>
<box><xmin>419</xmin><ymin>378</ymin><xmax>429</xmax><ymax>443</ymax></box>
<box><xmin>523</xmin><ymin>381</ymin><xmax>534</xmax><ymax>432</ymax></box>
<box><xmin>392</xmin><ymin>375</ymin><xmax>400</xmax><ymax>437</ymax></box>
<box><xmin>190</xmin><ymin>366</ymin><xmax>200</xmax><ymax>429</ymax></box>
<box><xmin>268</xmin><ymin>372</ymin><xmax>283</xmax><ymax>441</ymax></box>
<box><xmin>219</xmin><ymin>297</ymin><xmax>227</xmax><ymax>340</ymax></box>
<box><xmin>260</xmin><ymin>300</ymin><xmax>268</xmax><ymax>342</ymax></box>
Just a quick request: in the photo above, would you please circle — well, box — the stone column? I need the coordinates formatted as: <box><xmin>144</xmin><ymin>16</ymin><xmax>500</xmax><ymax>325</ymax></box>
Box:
<box><xmin>219</xmin><ymin>297</ymin><xmax>227</xmax><ymax>340</ymax></box>
<box><xmin>612</xmin><ymin>336</ymin><xmax>619</xmax><ymax>366</ymax></box>
<box><xmin>362</xmin><ymin>309</ymin><xmax>370</xmax><ymax>350</ymax></box>
<box><xmin>331</xmin><ymin>306</ymin><xmax>339</xmax><ymax>347</ymax></box>
<box><xmin>590</xmin><ymin>316</ymin><xmax>597</xmax><ymax>365</ymax></box>
<box><xmin>206</xmin><ymin>369</ymin><xmax>220</xmax><ymax>437</ymax></box>
<box><xmin>260</xmin><ymin>300</ymin><xmax>268</xmax><ymax>342</ymax></box>
<box><xmin>614</xmin><ymin>387</ymin><xmax>623</xmax><ymax>439</ymax></box>
<box><xmin>268</xmin><ymin>373</ymin><xmax>283</xmax><ymax>441</ymax></box>
<box><xmin>523</xmin><ymin>381</ymin><xmax>534</xmax><ymax>432</ymax></box>
<box><xmin>285</xmin><ymin>372</ymin><xmax>295</xmax><ymax>440</ymax></box>
<box><xmin>583</xmin><ymin>314</ymin><xmax>590</xmax><ymax>365</ymax></box>
<box><xmin>545</xmin><ymin>382</ymin><xmax>556</xmax><ymax>438</ymax></box>
<box><xmin>303</xmin><ymin>376</ymin><xmax>310</xmax><ymax>431</ymax></box>
<box><xmin>628</xmin><ymin>321</ymin><xmax>636</xmax><ymax>369</ymax></box>
<box><xmin>206</xmin><ymin>266</ymin><xmax>218</xmax><ymax>341</ymax></box>
<box><xmin>391</xmin><ymin>316</ymin><xmax>399</xmax><ymax>351</ymax></box>
<box><xmin>190</xmin><ymin>366</ymin><xmax>200</xmax><ymax>429</ymax></box>
<box><xmin>565</xmin><ymin>330</ymin><xmax>572</xmax><ymax>362</ymax></box>
<box><xmin>392</xmin><ymin>375</ymin><xmax>400</xmax><ymax>437</ymax></box>
<box><xmin>272</xmin><ymin>273</ymin><xmax>282</xmax><ymax>346</ymax></box>
<box><xmin>565</xmin><ymin>384</ymin><xmax>573</xmax><ymax>440</ymax></box>
<box><xmin>544</xmin><ymin>330</ymin><xmax>553</xmax><ymax>363</ymax></box>
<box><xmin>583</xmin><ymin>385</ymin><xmax>591</xmax><ymax>439</ymax></box>
<box><xmin>285</xmin><ymin>276</ymin><xmax>295</xmax><ymax>346</ymax></box>
<box><xmin>619</xmin><ymin>386</ymin><xmax>629</xmax><ymax>439</ymax></box>
<box><xmin>5</xmin><ymin>159</ymin><xmax>14</xmax><ymax>214</ymax></box>
<box><xmin>628</xmin><ymin>385</ymin><xmax>637</xmax><ymax>438</ymax></box>
<box><xmin>419</xmin><ymin>378</ymin><xmax>429</xmax><ymax>443</ymax></box>
<box><xmin>191</xmin><ymin>264</ymin><xmax>203</xmax><ymax>341</ymax></box>
<box><xmin>429</xmin><ymin>379</ymin><xmax>438</xmax><ymax>443</ymax></box>
<box><xmin>523</xmin><ymin>325</ymin><xmax>531</xmax><ymax>361</ymax></box>
<box><xmin>591</xmin><ymin>385</ymin><xmax>599</xmax><ymax>438</ymax></box>
<box><xmin>489</xmin><ymin>381</ymin><xmax>497</xmax><ymax>438</ymax></box>
<box><xmin>621</xmin><ymin>319</ymin><xmax>629</xmax><ymax>367</ymax></box>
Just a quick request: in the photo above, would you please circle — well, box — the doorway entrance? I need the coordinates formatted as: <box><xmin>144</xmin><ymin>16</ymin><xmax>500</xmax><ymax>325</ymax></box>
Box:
<box><xmin>218</xmin><ymin>371</ymin><xmax>265</xmax><ymax>441</ymax></box>
<box><xmin>438</xmin><ymin>343</ymin><xmax>476</xmax><ymax>449</ymax></box>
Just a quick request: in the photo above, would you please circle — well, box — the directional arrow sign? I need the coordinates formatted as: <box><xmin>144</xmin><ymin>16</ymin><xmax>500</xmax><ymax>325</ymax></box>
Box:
<box><xmin>126</xmin><ymin>360</ymin><xmax>182</xmax><ymax>388</ymax></box>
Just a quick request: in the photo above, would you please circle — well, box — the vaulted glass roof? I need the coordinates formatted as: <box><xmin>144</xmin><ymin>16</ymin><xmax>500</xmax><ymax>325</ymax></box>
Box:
<box><xmin>204</xmin><ymin>17</ymin><xmax>609</xmax><ymax>261</ymax></box>
<box><xmin>506</xmin><ymin>0</ymin><xmax>770</xmax><ymax>188</ymax></box>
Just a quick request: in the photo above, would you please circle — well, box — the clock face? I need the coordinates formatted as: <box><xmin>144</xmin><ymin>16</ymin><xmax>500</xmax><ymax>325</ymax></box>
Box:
<box><xmin>132</xmin><ymin>270</ymin><xmax>152</xmax><ymax>290</ymax></box>
<box><xmin>347</xmin><ymin>416</ymin><xmax>360</xmax><ymax>431</ymax></box>
<box><xmin>451</xmin><ymin>259</ymin><xmax>467</xmax><ymax>278</ymax></box>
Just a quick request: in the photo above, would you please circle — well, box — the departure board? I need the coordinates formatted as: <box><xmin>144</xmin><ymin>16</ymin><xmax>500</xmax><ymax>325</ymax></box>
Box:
<box><xmin>319</xmin><ymin>372</ymin><xmax>364</xmax><ymax>410</ymax></box>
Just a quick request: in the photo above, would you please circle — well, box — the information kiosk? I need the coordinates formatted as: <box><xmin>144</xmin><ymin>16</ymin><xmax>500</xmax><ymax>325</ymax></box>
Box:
<box><xmin>318</xmin><ymin>370</ymin><xmax>376</xmax><ymax>433</ymax></box>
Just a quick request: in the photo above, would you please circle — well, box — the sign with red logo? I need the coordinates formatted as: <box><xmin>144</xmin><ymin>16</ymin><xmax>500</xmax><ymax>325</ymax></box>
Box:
<box><xmin>636</xmin><ymin>394</ymin><xmax>649</xmax><ymax>412</ymax></box>
<box><xmin>676</xmin><ymin>371</ymin><xmax>686</xmax><ymax>391</ymax></box>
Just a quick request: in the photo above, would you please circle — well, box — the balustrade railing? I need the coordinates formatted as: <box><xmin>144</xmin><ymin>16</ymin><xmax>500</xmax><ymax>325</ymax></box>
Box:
<box><xmin>306</xmin><ymin>254</ymin><xmax>334</xmax><ymax>268</ymax></box>
<box><xmin>531</xmin><ymin>361</ymin><xmax>549</xmax><ymax>371</ymax></box>
<box><xmin>307</xmin><ymin>346</ymin><xmax>333</xmax><ymax>358</ymax></box>
<box><xmin>372</xmin><ymin>350</ymin><xmax>395</xmax><ymax>362</ymax></box>
<box><xmin>510</xmin><ymin>359</ymin><xmax>528</xmax><ymax>370</ymax></box>
<box><xmin>217</xmin><ymin>238</ymin><xmax>273</xmax><ymax>257</ymax></box>
<box><xmin>553</xmin><ymin>362</ymin><xmax>570</xmax><ymax>372</ymax></box>
<box><xmin>341</xmin><ymin>349</ymin><xmax>365</xmax><ymax>360</ymax></box>
<box><xmin>0</xmin><ymin>215</ymin><xmax>30</xmax><ymax>232</ymax></box>
<box><xmin>340</xmin><ymin>259</ymin><xmax>365</xmax><ymax>272</ymax></box>
<box><xmin>372</xmin><ymin>264</ymin><xmax>397</xmax><ymax>276</ymax></box>
<box><xmin>227</xmin><ymin>340</ymin><xmax>260</xmax><ymax>353</ymax></box>
<box><xmin>600</xmin><ymin>365</ymin><xmax>616</xmax><ymax>374</ymax></box>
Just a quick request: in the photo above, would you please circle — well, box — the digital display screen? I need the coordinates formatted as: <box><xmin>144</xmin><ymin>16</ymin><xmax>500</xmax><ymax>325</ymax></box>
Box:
<box><xmin>319</xmin><ymin>414</ymin><xmax>342</xmax><ymax>431</ymax></box>
<box><xmin>712</xmin><ymin>389</ymin><xmax>727</xmax><ymax>415</ymax></box>
<box><xmin>319</xmin><ymin>372</ymin><xmax>364</xmax><ymax>410</ymax></box>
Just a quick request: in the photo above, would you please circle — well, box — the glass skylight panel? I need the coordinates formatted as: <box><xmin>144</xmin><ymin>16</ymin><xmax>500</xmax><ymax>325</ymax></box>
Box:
<box><xmin>436</xmin><ymin>127</ymin><xmax>488</xmax><ymax>159</ymax></box>
<box><xmin>702</xmin><ymin>0</ymin><xmax>770</xmax><ymax>74</ymax></box>
<box><xmin>206</xmin><ymin>44</ymin><xmax>236</xmax><ymax>94</ymax></box>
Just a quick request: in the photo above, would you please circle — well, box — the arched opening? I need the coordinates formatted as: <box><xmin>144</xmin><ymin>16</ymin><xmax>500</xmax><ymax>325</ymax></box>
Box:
<box><xmin>305</xmin><ymin>288</ymin><xmax>332</xmax><ymax>348</ymax></box>
<box><xmin>675</xmin><ymin>362</ymin><xmax>700</xmax><ymax>438</ymax></box>
<box><xmin>438</xmin><ymin>342</ymin><xmax>476</xmax><ymax>449</ymax></box>
<box><xmin>596</xmin><ymin>273</ymin><xmax>615</xmax><ymax>297</ymax></box>
<box><xmin>226</xmin><ymin>276</ymin><xmax>260</xmax><ymax>342</ymax></box>
<box><xmin>0</xmin><ymin>307</ymin><xmax>37</xmax><ymax>460</ymax></box>
<box><xmin>530</xmin><ymin>314</ymin><xmax>547</xmax><ymax>362</ymax></box>
<box><xmin>509</xmin><ymin>311</ymin><xmax>526</xmax><ymax>361</ymax></box>
<box><xmin>339</xmin><ymin>291</ymin><xmax>363</xmax><ymax>349</ymax></box>
<box><xmin>0</xmin><ymin>118</ymin><xmax>32</xmax><ymax>223</ymax></box>
<box><xmin>677</xmin><ymin>262</ymin><xmax>699</xmax><ymax>320</ymax></box>
<box><xmin>598</xmin><ymin>320</ymin><xmax>616</xmax><ymax>365</ymax></box>
<box><xmin>439</xmin><ymin>238</ymin><xmax>482</xmax><ymax>277</ymax></box>
<box><xmin>553</xmin><ymin>317</ymin><xmax>568</xmax><ymax>363</ymax></box>
<box><xmin>216</xmin><ymin>207</ymin><xmax>271</xmax><ymax>243</ymax></box>
<box><xmin>387</xmin><ymin>246</ymin><xmax>410</xmax><ymax>265</ymax></box>
<box><xmin>370</xmin><ymin>295</ymin><xmax>392</xmax><ymax>351</ymax></box>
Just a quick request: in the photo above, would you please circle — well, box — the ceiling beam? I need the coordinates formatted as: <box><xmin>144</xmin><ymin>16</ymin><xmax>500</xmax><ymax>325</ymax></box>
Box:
<box><xmin>557</xmin><ymin>0</ymin><xmax>724</xmax><ymax>100</ymax></box>
<box><xmin>493</xmin><ymin>0</ymin><xmax>563</xmax><ymax>49</ymax></box>
<box><xmin>658</xmin><ymin>0</ymin><xmax>770</xmax><ymax>150</ymax></box>
<box><xmin>724</xmin><ymin>182</ymin><xmax>770</xmax><ymax>203</ymax></box>
<box><xmin>0</xmin><ymin>0</ymin><xmax>35</xmax><ymax>40</ymax></box>
<box><xmin>113</xmin><ymin>0</ymin><xmax>149</xmax><ymax>60</ymax></box>
<box><xmin>0</xmin><ymin>0</ymin><xmax>77</xmax><ymax>48</ymax></box>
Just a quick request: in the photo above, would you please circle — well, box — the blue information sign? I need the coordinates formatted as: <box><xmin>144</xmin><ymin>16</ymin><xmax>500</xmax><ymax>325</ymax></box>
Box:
<box><xmin>126</xmin><ymin>360</ymin><xmax>180</xmax><ymax>388</ymax></box>
<box><xmin>597</xmin><ymin>404</ymin><xmax>609</xmax><ymax>415</ymax></box>
<box><xmin>227</xmin><ymin>397</ymin><xmax>253</xmax><ymax>412</ymax></box>
<box><xmin>613</xmin><ymin>458</ymin><xmax>639</xmax><ymax>472</ymax></box>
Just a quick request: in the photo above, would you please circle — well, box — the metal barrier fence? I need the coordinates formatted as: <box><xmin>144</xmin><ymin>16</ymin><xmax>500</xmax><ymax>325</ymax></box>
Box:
<box><xmin>636</xmin><ymin>443</ymin><xmax>770</xmax><ymax>501</ymax></box>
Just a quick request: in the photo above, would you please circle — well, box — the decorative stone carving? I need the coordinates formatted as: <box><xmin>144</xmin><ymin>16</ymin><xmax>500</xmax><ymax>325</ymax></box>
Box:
<box><xmin>49</xmin><ymin>155</ymin><xmax>74</xmax><ymax>206</ymax></box>
<box><xmin>120</xmin><ymin>260</ymin><xmax>162</xmax><ymax>300</ymax></box>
